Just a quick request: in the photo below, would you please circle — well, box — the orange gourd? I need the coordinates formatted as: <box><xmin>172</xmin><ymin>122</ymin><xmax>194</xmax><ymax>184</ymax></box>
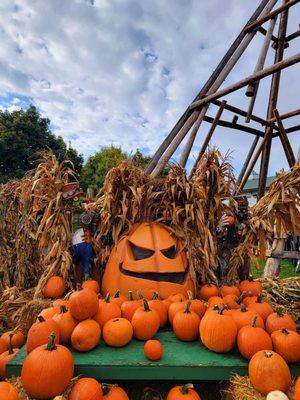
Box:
<box><xmin>295</xmin><ymin>376</ymin><xmax>300</xmax><ymax>400</ymax></box>
<box><xmin>103</xmin><ymin>318</ymin><xmax>133</xmax><ymax>347</ymax></box>
<box><xmin>220</xmin><ymin>284</ymin><xmax>240</xmax><ymax>298</ymax></box>
<box><xmin>186</xmin><ymin>291</ymin><xmax>207</xmax><ymax>318</ymax></box>
<box><xmin>53</xmin><ymin>298</ymin><xmax>69</xmax><ymax>308</ymax></box>
<box><xmin>148</xmin><ymin>293</ymin><xmax>168</xmax><ymax>328</ymax></box>
<box><xmin>231</xmin><ymin>304</ymin><xmax>264</xmax><ymax>331</ymax></box>
<box><xmin>1</xmin><ymin>331</ymin><xmax>24</xmax><ymax>349</ymax></box>
<box><xmin>53</xmin><ymin>306</ymin><xmax>77</xmax><ymax>343</ymax></box>
<box><xmin>222</xmin><ymin>294</ymin><xmax>240</xmax><ymax>310</ymax></box>
<box><xmin>173</xmin><ymin>302</ymin><xmax>200</xmax><ymax>341</ymax></box>
<box><xmin>69</xmin><ymin>377</ymin><xmax>103</xmax><ymax>400</ymax></box>
<box><xmin>82</xmin><ymin>279</ymin><xmax>100</xmax><ymax>294</ymax></box>
<box><xmin>166</xmin><ymin>384</ymin><xmax>201</xmax><ymax>400</ymax></box>
<box><xmin>0</xmin><ymin>336</ymin><xmax>19</xmax><ymax>378</ymax></box>
<box><xmin>239</xmin><ymin>276</ymin><xmax>263</xmax><ymax>296</ymax></box>
<box><xmin>120</xmin><ymin>291</ymin><xmax>141</xmax><ymax>322</ymax></box>
<box><xmin>0</xmin><ymin>381</ymin><xmax>19</xmax><ymax>400</ymax></box>
<box><xmin>0</xmin><ymin>338</ymin><xmax>6</xmax><ymax>355</ymax></box>
<box><xmin>199</xmin><ymin>283</ymin><xmax>219</xmax><ymax>301</ymax></box>
<box><xmin>111</xmin><ymin>290</ymin><xmax>127</xmax><ymax>308</ymax></box>
<box><xmin>43</xmin><ymin>276</ymin><xmax>66</xmax><ymax>299</ymax></box>
<box><xmin>94</xmin><ymin>294</ymin><xmax>121</xmax><ymax>328</ymax></box>
<box><xmin>200</xmin><ymin>306</ymin><xmax>237</xmax><ymax>353</ymax></box>
<box><xmin>237</xmin><ymin>316</ymin><xmax>273</xmax><ymax>360</ymax></box>
<box><xmin>242</xmin><ymin>295</ymin><xmax>257</xmax><ymax>307</ymax></box>
<box><xmin>168</xmin><ymin>293</ymin><xmax>187</xmax><ymax>303</ymax></box>
<box><xmin>248</xmin><ymin>294</ymin><xmax>273</xmax><ymax>321</ymax></box>
<box><xmin>26</xmin><ymin>316</ymin><xmax>60</xmax><ymax>353</ymax></box>
<box><xmin>21</xmin><ymin>333</ymin><xmax>74</xmax><ymax>399</ymax></box>
<box><xmin>249</xmin><ymin>350</ymin><xmax>291</xmax><ymax>395</ymax></box>
<box><xmin>102</xmin><ymin>384</ymin><xmax>129</xmax><ymax>400</ymax></box>
<box><xmin>207</xmin><ymin>296</ymin><xmax>224</xmax><ymax>307</ymax></box>
<box><xmin>271</xmin><ymin>329</ymin><xmax>300</xmax><ymax>363</ymax></box>
<box><xmin>265</xmin><ymin>311</ymin><xmax>297</xmax><ymax>334</ymax></box>
<box><xmin>71</xmin><ymin>319</ymin><xmax>101</xmax><ymax>351</ymax></box>
<box><xmin>39</xmin><ymin>305</ymin><xmax>61</xmax><ymax>320</ymax></box>
<box><xmin>69</xmin><ymin>288</ymin><xmax>99</xmax><ymax>321</ymax></box>
<box><xmin>131</xmin><ymin>299</ymin><xmax>160</xmax><ymax>340</ymax></box>
<box><xmin>168</xmin><ymin>300</ymin><xmax>186</xmax><ymax>325</ymax></box>
<box><xmin>144</xmin><ymin>339</ymin><xmax>163</xmax><ymax>361</ymax></box>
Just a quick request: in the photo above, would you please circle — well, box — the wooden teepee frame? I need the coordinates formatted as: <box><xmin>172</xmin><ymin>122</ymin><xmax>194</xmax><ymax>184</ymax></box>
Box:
<box><xmin>145</xmin><ymin>0</ymin><xmax>300</xmax><ymax>199</ymax></box>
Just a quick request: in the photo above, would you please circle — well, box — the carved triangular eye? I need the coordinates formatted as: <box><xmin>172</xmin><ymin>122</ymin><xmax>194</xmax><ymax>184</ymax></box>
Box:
<box><xmin>161</xmin><ymin>245</ymin><xmax>177</xmax><ymax>259</ymax></box>
<box><xmin>129</xmin><ymin>242</ymin><xmax>155</xmax><ymax>260</ymax></box>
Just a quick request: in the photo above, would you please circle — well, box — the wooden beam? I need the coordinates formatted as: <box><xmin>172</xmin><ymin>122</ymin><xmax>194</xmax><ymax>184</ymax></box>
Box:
<box><xmin>245</xmin><ymin>0</ymin><xmax>299</xmax><ymax>33</ymax></box>
<box><xmin>190</xmin><ymin>53</ymin><xmax>300</xmax><ymax>110</ymax></box>
<box><xmin>203</xmin><ymin>115</ymin><xmax>265</xmax><ymax>137</ymax></box>
<box><xmin>258</xmin><ymin>26</ymin><xmax>279</xmax><ymax>44</ymax></box>
<box><xmin>285</xmin><ymin>28</ymin><xmax>300</xmax><ymax>42</ymax></box>
<box><xmin>273</xmin><ymin>108</ymin><xmax>296</xmax><ymax>167</ymax></box>
<box><xmin>269</xmin><ymin>250</ymin><xmax>300</xmax><ymax>259</ymax></box>
<box><xmin>268</xmin><ymin>108</ymin><xmax>300</xmax><ymax>122</ymax></box>
<box><xmin>145</xmin><ymin>0</ymin><xmax>273</xmax><ymax>175</ymax></box>
<box><xmin>286</xmin><ymin>125</ymin><xmax>300</xmax><ymax>133</ymax></box>
<box><xmin>235</xmin><ymin>136</ymin><xmax>260</xmax><ymax>192</ymax></box>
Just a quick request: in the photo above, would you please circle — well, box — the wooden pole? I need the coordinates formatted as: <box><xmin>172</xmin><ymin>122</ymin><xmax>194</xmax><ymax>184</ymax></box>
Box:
<box><xmin>189</xmin><ymin>101</ymin><xmax>227</xmax><ymax>178</ymax></box>
<box><xmin>203</xmin><ymin>114</ymin><xmax>265</xmax><ymax>137</ymax></box>
<box><xmin>285</xmin><ymin>28</ymin><xmax>300</xmax><ymax>42</ymax></box>
<box><xmin>258</xmin><ymin>1</ymin><xmax>290</xmax><ymax>198</ymax></box>
<box><xmin>245</xmin><ymin>17</ymin><xmax>277</xmax><ymax>122</ymax></box>
<box><xmin>268</xmin><ymin>108</ymin><xmax>300</xmax><ymax>122</ymax></box>
<box><xmin>273</xmin><ymin>108</ymin><xmax>296</xmax><ymax>167</ymax></box>
<box><xmin>258</xmin><ymin>26</ymin><xmax>279</xmax><ymax>45</ymax></box>
<box><xmin>245</xmin><ymin>0</ymin><xmax>299</xmax><ymax>33</ymax></box>
<box><xmin>145</xmin><ymin>0</ymin><xmax>273</xmax><ymax>175</ymax></box>
<box><xmin>235</xmin><ymin>136</ymin><xmax>260</xmax><ymax>192</ymax></box>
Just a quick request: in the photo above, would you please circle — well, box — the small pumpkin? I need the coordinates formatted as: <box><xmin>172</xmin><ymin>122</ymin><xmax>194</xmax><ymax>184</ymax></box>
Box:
<box><xmin>82</xmin><ymin>279</ymin><xmax>100</xmax><ymax>294</ymax></box>
<box><xmin>53</xmin><ymin>298</ymin><xmax>69</xmax><ymax>308</ymax></box>
<box><xmin>166</xmin><ymin>383</ymin><xmax>201</xmax><ymax>400</ymax></box>
<box><xmin>1</xmin><ymin>331</ymin><xmax>25</xmax><ymax>349</ymax></box>
<box><xmin>207</xmin><ymin>296</ymin><xmax>224</xmax><ymax>308</ymax></box>
<box><xmin>102</xmin><ymin>384</ymin><xmax>129</xmax><ymax>400</ymax></box>
<box><xmin>43</xmin><ymin>276</ymin><xmax>66</xmax><ymax>299</ymax></box>
<box><xmin>222</xmin><ymin>294</ymin><xmax>240</xmax><ymax>310</ymax></box>
<box><xmin>249</xmin><ymin>350</ymin><xmax>291</xmax><ymax>395</ymax></box>
<box><xmin>69</xmin><ymin>377</ymin><xmax>103</xmax><ymax>400</ymax></box>
<box><xmin>103</xmin><ymin>318</ymin><xmax>133</xmax><ymax>347</ymax></box>
<box><xmin>38</xmin><ymin>305</ymin><xmax>61</xmax><ymax>320</ymax></box>
<box><xmin>242</xmin><ymin>295</ymin><xmax>258</xmax><ymax>307</ymax></box>
<box><xmin>0</xmin><ymin>335</ymin><xmax>19</xmax><ymax>378</ymax></box>
<box><xmin>271</xmin><ymin>329</ymin><xmax>300</xmax><ymax>363</ymax></box>
<box><xmin>26</xmin><ymin>316</ymin><xmax>60</xmax><ymax>353</ymax></box>
<box><xmin>111</xmin><ymin>290</ymin><xmax>127</xmax><ymax>308</ymax></box>
<box><xmin>265</xmin><ymin>311</ymin><xmax>297</xmax><ymax>334</ymax></box>
<box><xmin>198</xmin><ymin>283</ymin><xmax>219</xmax><ymax>301</ymax></box>
<box><xmin>69</xmin><ymin>288</ymin><xmax>99</xmax><ymax>321</ymax></box>
<box><xmin>237</xmin><ymin>316</ymin><xmax>273</xmax><ymax>360</ymax></box>
<box><xmin>168</xmin><ymin>293</ymin><xmax>187</xmax><ymax>303</ymax></box>
<box><xmin>71</xmin><ymin>319</ymin><xmax>101</xmax><ymax>351</ymax></box>
<box><xmin>248</xmin><ymin>294</ymin><xmax>273</xmax><ymax>321</ymax></box>
<box><xmin>168</xmin><ymin>300</ymin><xmax>186</xmax><ymax>325</ymax></box>
<box><xmin>231</xmin><ymin>304</ymin><xmax>264</xmax><ymax>331</ymax></box>
<box><xmin>120</xmin><ymin>291</ymin><xmax>142</xmax><ymax>322</ymax></box>
<box><xmin>0</xmin><ymin>381</ymin><xmax>19</xmax><ymax>400</ymax></box>
<box><xmin>239</xmin><ymin>276</ymin><xmax>263</xmax><ymax>296</ymax></box>
<box><xmin>200</xmin><ymin>306</ymin><xmax>237</xmax><ymax>353</ymax></box>
<box><xmin>295</xmin><ymin>376</ymin><xmax>300</xmax><ymax>400</ymax></box>
<box><xmin>94</xmin><ymin>294</ymin><xmax>121</xmax><ymax>328</ymax></box>
<box><xmin>220</xmin><ymin>284</ymin><xmax>240</xmax><ymax>298</ymax></box>
<box><xmin>53</xmin><ymin>305</ymin><xmax>77</xmax><ymax>343</ymax></box>
<box><xmin>186</xmin><ymin>291</ymin><xmax>207</xmax><ymax>318</ymax></box>
<box><xmin>148</xmin><ymin>292</ymin><xmax>168</xmax><ymax>328</ymax></box>
<box><xmin>21</xmin><ymin>333</ymin><xmax>74</xmax><ymax>399</ymax></box>
<box><xmin>0</xmin><ymin>338</ymin><xmax>6</xmax><ymax>355</ymax></box>
<box><xmin>162</xmin><ymin>299</ymin><xmax>171</xmax><ymax>311</ymax></box>
<box><xmin>173</xmin><ymin>302</ymin><xmax>200</xmax><ymax>342</ymax></box>
<box><xmin>144</xmin><ymin>339</ymin><xmax>163</xmax><ymax>361</ymax></box>
<box><xmin>131</xmin><ymin>299</ymin><xmax>160</xmax><ymax>340</ymax></box>
<box><xmin>266</xmin><ymin>391</ymin><xmax>289</xmax><ymax>400</ymax></box>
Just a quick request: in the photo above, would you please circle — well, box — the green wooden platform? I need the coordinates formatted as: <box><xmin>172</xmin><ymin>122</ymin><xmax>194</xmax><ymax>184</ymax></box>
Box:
<box><xmin>7</xmin><ymin>331</ymin><xmax>300</xmax><ymax>381</ymax></box>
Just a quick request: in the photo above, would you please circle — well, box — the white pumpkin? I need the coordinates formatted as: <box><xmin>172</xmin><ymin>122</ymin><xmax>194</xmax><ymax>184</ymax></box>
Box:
<box><xmin>266</xmin><ymin>391</ymin><xmax>289</xmax><ymax>400</ymax></box>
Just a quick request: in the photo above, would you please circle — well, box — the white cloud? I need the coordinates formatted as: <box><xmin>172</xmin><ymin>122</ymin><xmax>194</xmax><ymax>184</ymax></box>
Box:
<box><xmin>0</xmin><ymin>0</ymin><xmax>299</xmax><ymax>175</ymax></box>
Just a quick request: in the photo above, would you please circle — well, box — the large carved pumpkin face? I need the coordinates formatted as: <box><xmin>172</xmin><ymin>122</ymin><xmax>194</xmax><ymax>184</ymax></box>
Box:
<box><xmin>101</xmin><ymin>222</ymin><xmax>194</xmax><ymax>299</ymax></box>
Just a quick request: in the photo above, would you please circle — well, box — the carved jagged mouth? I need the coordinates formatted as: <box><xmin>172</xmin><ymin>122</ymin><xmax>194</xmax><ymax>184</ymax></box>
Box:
<box><xmin>119</xmin><ymin>264</ymin><xmax>188</xmax><ymax>284</ymax></box>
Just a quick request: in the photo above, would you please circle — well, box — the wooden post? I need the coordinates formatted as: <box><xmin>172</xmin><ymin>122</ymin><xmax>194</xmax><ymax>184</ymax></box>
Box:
<box><xmin>145</xmin><ymin>0</ymin><xmax>273</xmax><ymax>175</ymax></box>
<box><xmin>258</xmin><ymin>0</ymin><xmax>290</xmax><ymax>198</ymax></box>
<box><xmin>264</xmin><ymin>235</ymin><xmax>286</xmax><ymax>277</ymax></box>
<box><xmin>235</xmin><ymin>136</ymin><xmax>260</xmax><ymax>192</ymax></box>
<box><xmin>268</xmin><ymin>108</ymin><xmax>300</xmax><ymax>122</ymax></box>
<box><xmin>274</xmin><ymin>108</ymin><xmax>296</xmax><ymax>167</ymax></box>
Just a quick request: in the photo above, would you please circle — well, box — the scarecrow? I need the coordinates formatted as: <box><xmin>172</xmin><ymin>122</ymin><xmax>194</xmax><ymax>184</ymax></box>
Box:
<box><xmin>62</xmin><ymin>182</ymin><xmax>99</xmax><ymax>281</ymax></box>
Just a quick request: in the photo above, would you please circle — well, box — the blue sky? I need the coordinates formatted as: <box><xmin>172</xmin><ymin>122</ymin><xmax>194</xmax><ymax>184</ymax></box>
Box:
<box><xmin>0</xmin><ymin>0</ymin><xmax>299</xmax><ymax>176</ymax></box>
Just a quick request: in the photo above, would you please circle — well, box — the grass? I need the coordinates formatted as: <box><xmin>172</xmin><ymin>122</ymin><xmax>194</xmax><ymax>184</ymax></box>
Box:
<box><xmin>250</xmin><ymin>258</ymin><xmax>299</xmax><ymax>279</ymax></box>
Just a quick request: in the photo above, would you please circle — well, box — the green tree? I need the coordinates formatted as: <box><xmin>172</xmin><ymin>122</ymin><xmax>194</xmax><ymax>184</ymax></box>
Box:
<box><xmin>0</xmin><ymin>105</ymin><xmax>83</xmax><ymax>183</ymax></box>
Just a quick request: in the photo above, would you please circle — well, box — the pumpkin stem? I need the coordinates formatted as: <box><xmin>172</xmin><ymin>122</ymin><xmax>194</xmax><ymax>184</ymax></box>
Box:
<box><xmin>264</xmin><ymin>351</ymin><xmax>273</xmax><ymax>358</ymax></box>
<box><xmin>143</xmin><ymin>299</ymin><xmax>151</xmax><ymax>312</ymax></box>
<box><xmin>114</xmin><ymin>290</ymin><xmax>121</xmax><ymax>298</ymax></box>
<box><xmin>129</xmin><ymin>291</ymin><xmax>134</xmax><ymax>301</ymax></box>
<box><xmin>281</xmin><ymin>328</ymin><xmax>289</xmax><ymax>335</ymax></box>
<box><xmin>8</xmin><ymin>334</ymin><xmax>14</xmax><ymax>355</ymax></box>
<box><xmin>213</xmin><ymin>304</ymin><xmax>220</xmax><ymax>312</ymax></box>
<box><xmin>248</xmin><ymin>275</ymin><xmax>254</xmax><ymax>282</ymax></box>
<box><xmin>256</xmin><ymin>293</ymin><xmax>264</xmax><ymax>303</ymax></box>
<box><xmin>46</xmin><ymin>332</ymin><xmax>57</xmax><ymax>351</ymax></box>
<box><xmin>184</xmin><ymin>302</ymin><xmax>192</xmax><ymax>314</ymax></box>
<box><xmin>240</xmin><ymin>304</ymin><xmax>247</xmax><ymax>313</ymax></box>
<box><xmin>238</xmin><ymin>292</ymin><xmax>245</xmax><ymax>304</ymax></box>
<box><xmin>276</xmin><ymin>310</ymin><xmax>284</xmax><ymax>317</ymax></box>
<box><xmin>218</xmin><ymin>305</ymin><xmax>227</xmax><ymax>315</ymax></box>
<box><xmin>104</xmin><ymin>293</ymin><xmax>111</xmax><ymax>303</ymax></box>
<box><xmin>137</xmin><ymin>290</ymin><xmax>143</xmax><ymax>300</ymax></box>
<box><xmin>152</xmin><ymin>292</ymin><xmax>159</xmax><ymax>300</ymax></box>
<box><xmin>38</xmin><ymin>315</ymin><xmax>46</xmax><ymax>323</ymax></box>
<box><xmin>180</xmin><ymin>384</ymin><xmax>194</xmax><ymax>394</ymax></box>
<box><xmin>187</xmin><ymin>290</ymin><xmax>194</xmax><ymax>300</ymax></box>
<box><xmin>60</xmin><ymin>305</ymin><xmax>68</xmax><ymax>314</ymax></box>
<box><xmin>251</xmin><ymin>315</ymin><xmax>257</xmax><ymax>328</ymax></box>
<box><xmin>102</xmin><ymin>383</ymin><xmax>118</xmax><ymax>395</ymax></box>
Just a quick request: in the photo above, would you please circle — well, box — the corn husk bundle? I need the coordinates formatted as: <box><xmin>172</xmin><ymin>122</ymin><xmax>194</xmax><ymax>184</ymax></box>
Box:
<box><xmin>225</xmin><ymin>375</ymin><xmax>295</xmax><ymax>400</ymax></box>
<box><xmin>227</xmin><ymin>163</ymin><xmax>300</xmax><ymax>280</ymax></box>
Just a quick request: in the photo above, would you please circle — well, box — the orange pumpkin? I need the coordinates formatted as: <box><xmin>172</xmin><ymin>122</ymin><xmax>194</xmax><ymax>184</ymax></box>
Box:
<box><xmin>53</xmin><ymin>306</ymin><xmax>77</xmax><ymax>343</ymax></box>
<box><xmin>131</xmin><ymin>299</ymin><xmax>160</xmax><ymax>340</ymax></box>
<box><xmin>103</xmin><ymin>318</ymin><xmax>133</xmax><ymax>347</ymax></box>
<box><xmin>71</xmin><ymin>319</ymin><xmax>101</xmax><ymax>351</ymax></box>
<box><xmin>0</xmin><ymin>381</ymin><xmax>19</xmax><ymax>400</ymax></box>
<box><xmin>102</xmin><ymin>384</ymin><xmax>129</xmax><ymax>400</ymax></box>
<box><xmin>69</xmin><ymin>288</ymin><xmax>99</xmax><ymax>321</ymax></box>
<box><xmin>168</xmin><ymin>293</ymin><xmax>187</xmax><ymax>303</ymax></box>
<box><xmin>173</xmin><ymin>302</ymin><xmax>200</xmax><ymax>341</ymax></box>
<box><xmin>120</xmin><ymin>291</ymin><xmax>142</xmax><ymax>322</ymax></box>
<box><xmin>144</xmin><ymin>339</ymin><xmax>163</xmax><ymax>361</ymax></box>
<box><xmin>111</xmin><ymin>290</ymin><xmax>127</xmax><ymax>308</ymax></box>
<box><xmin>295</xmin><ymin>376</ymin><xmax>300</xmax><ymax>400</ymax></box>
<box><xmin>242</xmin><ymin>295</ymin><xmax>257</xmax><ymax>307</ymax></box>
<box><xmin>207</xmin><ymin>296</ymin><xmax>224</xmax><ymax>307</ymax></box>
<box><xmin>168</xmin><ymin>300</ymin><xmax>186</xmax><ymax>325</ymax></box>
<box><xmin>200</xmin><ymin>306</ymin><xmax>237</xmax><ymax>353</ymax></box>
<box><xmin>43</xmin><ymin>276</ymin><xmax>66</xmax><ymax>299</ymax></box>
<box><xmin>1</xmin><ymin>331</ymin><xmax>24</xmax><ymax>349</ymax></box>
<box><xmin>222</xmin><ymin>294</ymin><xmax>240</xmax><ymax>310</ymax></box>
<box><xmin>26</xmin><ymin>316</ymin><xmax>60</xmax><ymax>353</ymax></box>
<box><xmin>220</xmin><ymin>284</ymin><xmax>240</xmax><ymax>298</ymax></box>
<box><xmin>249</xmin><ymin>350</ymin><xmax>291</xmax><ymax>395</ymax></box>
<box><xmin>69</xmin><ymin>377</ymin><xmax>103</xmax><ymax>400</ymax></box>
<box><xmin>94</xmin><ymin>294</ymin><xmax>121</xmax><ymax>328</ymax></box>
<box><xmin>162</xmin><ymin>298</ymin><xmax>171</xmax><ymax>311</ymax></box>
<box><xmin>0</xmin><ymin>338</ymin><xmax>6</xmax><ymax>355</ymax></box>
<box><xmin>53</xmin><ymin>298</ymin><xmax>69</xmax><ymax>308</ymax></box>
<box><xmin>199</xmin><ymin>284</ymin><xmax>219</xmax><ymax>301</ymax></box>
<box><xmin>82</xmin><ymin>279</ymin><xmax>100</xmax><ymax>294</ymax></box>
<box><xmin>271</xmin><ymin>329</ymin><xmax>300</xmax><ymax>363</ymax></box>
<box><xmin>21</xmin><ymin>333</ymin><xmax>74</xmax><ymax>399</ymax></box>
<box><xmin>248</xmin><ymin>294</ymin><xmax>273</xmax><ymax>321</ymax></box>
<box><xmin>102</xmin><ymin>223</ymin><xmax>194</xmax><ymax>299</ymax></box>
<box><xmin>148</xmin><ymin>293</ymin><xmax>168</xmax><ymax>328</ymax></box>
<box><xmin>231</xmin><ymin>304</ymin><xmax>264</xmax><ymax>331</ymax></box>
<box><xmin>166</xmin><ymin>384</ymin><xmax>201</xmax><ymax>400</ymax></box>
<box><xmin>186</xmin><ymin>291</ymin><xmax>207</xmax><ymax>318</ymax></box>
<box><xmin>237</xmin><ymin>316</ymin><xmax>273</xmax><ymax>360</ymax></box>
<box><xmin>39</xmin><ymin>305</ymin><xmax>61</xmax><ymax>320</ymax></box>
<box><xmin>0</xmin><ymin>336</ymin><xmax>19</xmax><ymax>378</ymax></box>
<box><xmin>239</xmin><ymin>276</ymin><xmax>262</xmax><ymax>297</ymax></box>
<box><xmin>265</xmin><ymin>311</ymin><xmax>297</xmax><ymax>334</ymax></box>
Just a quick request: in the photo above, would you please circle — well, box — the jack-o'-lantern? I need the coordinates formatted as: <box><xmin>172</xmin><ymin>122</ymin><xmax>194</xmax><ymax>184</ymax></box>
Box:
<box><xmin>102</xmin><ymin>222</ymin><xmax>194</xmax><ymax>299</ymax></box>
